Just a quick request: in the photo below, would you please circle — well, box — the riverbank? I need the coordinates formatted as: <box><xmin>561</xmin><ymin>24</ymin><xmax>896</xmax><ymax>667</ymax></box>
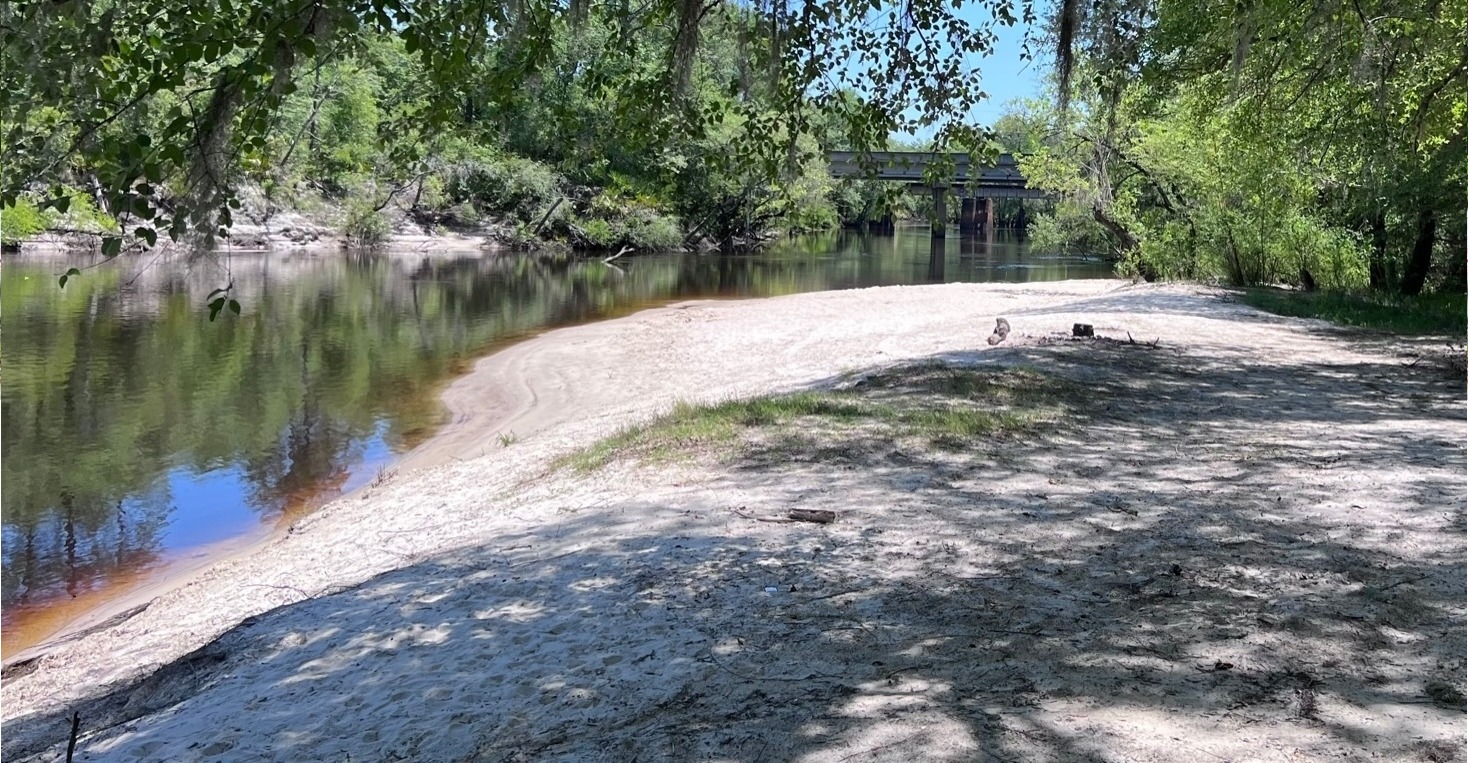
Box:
<box><xmin>4</xmin><ymin>280</ymin><xmax>1464</xmax><ymax>761</ymax></box>
<box><xmin>9</xmin><ymin>216</ymin><xmax>505</xmax><ymax>256</ymax></box>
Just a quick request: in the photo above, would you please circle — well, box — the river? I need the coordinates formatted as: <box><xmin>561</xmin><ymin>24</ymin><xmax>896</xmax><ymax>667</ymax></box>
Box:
<box><xmin>0</xmin><ymin>228</ymin><xmax>1111</xmax><ymax>657</ymax></box>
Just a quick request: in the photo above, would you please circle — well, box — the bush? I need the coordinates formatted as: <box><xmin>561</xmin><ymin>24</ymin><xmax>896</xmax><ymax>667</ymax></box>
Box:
<box><xmin>342</xmin><ymin>201</ymin><xmax>390</xmax><ymax>248</ymax></box>
<box><xmin>1</xmin><ymin>198</ymin><xmax>49</xmax><ymax>244</ymax></box>
<box><xmin>578</xmin><ymin>217</ymin><xmax>618</xmax><ymax>248</ymax></box>
<box><xmin>444</xmin><ymin>156</ymin><xmax>561</xmax><ymax>222</ymax></box>
<box><xmin>624</xmin><ymin>212</ymin><xmax>683</xmax><ymax>249</ymax></box>
<box><xmin>1028</xmin><ymin>203</ymin><xmax>1111</xmax><ymax>256</ymax></box>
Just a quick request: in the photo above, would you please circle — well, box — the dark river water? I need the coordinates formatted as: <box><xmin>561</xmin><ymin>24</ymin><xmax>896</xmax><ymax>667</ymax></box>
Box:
<box><xmin>0</xmin><ymin>228</ymin><xmax>1111</xmax><ymax>655</ymax></box>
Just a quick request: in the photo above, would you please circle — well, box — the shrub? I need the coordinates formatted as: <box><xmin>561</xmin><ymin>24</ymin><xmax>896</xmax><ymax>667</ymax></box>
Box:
<box><xmin>444</xmin><ymin>156</ymin><xmax>561</xmax><ymax>222</ymax></box>
<box><xmin>1</xmin><ymin>198</ymin><xmax>49</xmax><ymax>244</ymax></box>
<box><xmin>342</xmin><ymin>201</ymin><xmax>390</xmax><ymax>248</ymax></box>
<box><xmin>624</xmin><ymin>212</ymin><xmax>683</xmax><ymax>250</ymax></box>
<box><xmin>578</xmin><ymin>217</ymin><xmax>618</xmax><ymax>248</ymax></box>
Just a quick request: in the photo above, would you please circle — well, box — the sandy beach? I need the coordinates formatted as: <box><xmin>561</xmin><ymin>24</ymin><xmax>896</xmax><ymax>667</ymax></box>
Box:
<box><xmin>3</xmin><ymin>280</ymin><xmax>1463</xmax><ymax>762</ymax></box>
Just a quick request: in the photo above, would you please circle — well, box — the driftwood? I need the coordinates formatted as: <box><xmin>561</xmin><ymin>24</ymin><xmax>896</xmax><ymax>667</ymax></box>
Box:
<box><xmin>987</xmin><ymin>317</ymin><xmax>1011</xmax><ymax>346</ymax></box>
<box><xmin>733</xmin><ymin>507</ymin><xmax>837</xmax><ymax>524</ymax></box>
<box><xmin>602</xmin><ymin>245</ymin><xmax>634</xmax><ymax>264</ymax></box>
<box><xmin>1073</xmin><ymin>323</ymin><xmax>1094</xmax><ymax>337</ymax></box>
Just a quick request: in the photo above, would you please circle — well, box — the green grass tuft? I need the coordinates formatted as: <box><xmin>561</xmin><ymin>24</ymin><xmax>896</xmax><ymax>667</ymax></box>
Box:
<box><xmin>1239</xmin><ymin>288</ymin><xmax>1466</xmax><ymax>336</ymax></box>
<box><xmin>556</xmin><ymin>366</ymin><xmax>1082</xmax><ymax>473</ymax></box>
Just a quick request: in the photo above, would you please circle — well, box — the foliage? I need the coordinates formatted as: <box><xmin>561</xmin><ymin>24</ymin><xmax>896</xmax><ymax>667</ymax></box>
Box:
<box><xmin>1238</xmin><ymin>289</ymin><xmax>1467</xmax><ymax>336</ymax></box>
<box><xmin>1</xmin><ymin>0</ymin><xmax>1036</xmax><ymax>251</ymax></box>
<box><xmin>444</xmin><ymin>156</ymin><xmax>562</xmax><ymax>225</ymax></box>
<box><xmin>341</xmin><ymin>200</ymin><xmax>390</xmax><ymax>248</ymax></box>
<box><xmin>1022</xmin><ymin>0</ymin><xmax>1465</xmax><ymax>294</ymax></box>
<box><xmin>0</xmin><ymin>197</ymin><xmax>47</xmax><ymax>244</ymax></box>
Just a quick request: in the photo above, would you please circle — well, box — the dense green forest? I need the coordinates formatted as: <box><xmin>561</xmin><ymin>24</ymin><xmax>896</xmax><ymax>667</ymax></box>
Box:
<box><xmin>2</xmin><ymin>0</ymin><xmax>1463</xmax><ymax>292</ymax></box>
<box><xmin>1010</xmin><ymin>0</ymin><xmax>1467</xmax><ymax>294</ymax></box>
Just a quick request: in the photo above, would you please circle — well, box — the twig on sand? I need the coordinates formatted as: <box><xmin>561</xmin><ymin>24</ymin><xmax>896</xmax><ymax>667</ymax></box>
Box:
<box><xmin>243</xmin><ymin>582</ymin><xmax>313</xmax><ymax>599</ymax></box>
<box><xmin>66</xmin><ymin>712</ymin><xmax>80</xmax><ymax>763</ymax></box>
<box><xmin>732</xmin><ymin>507</ymin><xmax>837</xmax><ymax>524</ymax></box>
<box><xmin>704</xmin><ymin>648</ymin><xmax>844</xmax><ymax>683</ymax></box>
<box><xmin>1375</xmin><ymin>574</ymin><xmax>1429</xmax><ymax>593</ymax></box>
<box><xmin>802</xmin><ymin>588</ymin><xmax>868</xmax><ymax>602</ymax></box>
<box><xmin>838</xmin><ymin>730</ymin><xmax>929</xmax><ymax>761</ymax></box>
<box><xmin>509</xmin><ymin>548</ymin><xmax>584</xmax><ymax>568</ymax></box>
<box><xmin>1125</xmin><ymin>331</ymin><xmax>1161</xmax><ymax>347</ymax></box>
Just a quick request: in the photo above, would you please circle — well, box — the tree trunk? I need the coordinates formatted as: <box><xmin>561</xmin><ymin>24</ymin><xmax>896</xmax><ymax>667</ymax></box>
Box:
<box><xmin>1368</xmin><ymin>210</ymin><xmax>1389</xmax><ymax>290</ymax></box>
<box><xmin>1091</xmin><ymin>204</ymin><xmax>1155</xmax><ymax>281</ymax></box>
<box><xmin>1399</xmin><ymin>208</ymin><xmax>1437</xmax><ymax>296</ymax></box>
<box><xmin>1091</xmin><ymin>204</ymin><xmax>1138</xmax><ymax>254</ymax></box>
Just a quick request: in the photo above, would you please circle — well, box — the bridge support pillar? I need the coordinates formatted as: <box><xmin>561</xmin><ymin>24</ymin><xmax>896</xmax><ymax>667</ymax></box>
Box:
<box><xmin>975</xmin><ymin>197</ymin><xmax>991</xmax><ymax>233</ymax></box>
<box><xmin>931</xmin><ymin>187</ymin><xmax>947</xmax><ymax>237</ymax></box>
<box><xmin>960</xmin><ymin>197</ymin><xmax>977</xmax><ymax>233</ymax></box>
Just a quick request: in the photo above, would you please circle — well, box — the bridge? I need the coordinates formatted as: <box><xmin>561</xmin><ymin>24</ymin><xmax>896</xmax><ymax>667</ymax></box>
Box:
<box><xmin>827</xmin><ymin>151</ymin><xmax>1048</xmax><ymax>237</ymax></box>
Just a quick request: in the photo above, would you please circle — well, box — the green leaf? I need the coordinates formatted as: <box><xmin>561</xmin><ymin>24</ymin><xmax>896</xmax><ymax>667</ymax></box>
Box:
<box><xmin>228</xmin><ymin>299</ymin><xmax>241</xmax><ymax>315</ymax></box>
<box><xmin>58</xmin><ymin>267</ymin><xmax>81</xmax><ymax>288</ymax></box>
<box><xmin>136</xmin><ymin>226</ymin><xmax>157</xmax><ymax>246</ymax></box>
<box><xmin>101</xmin><ymin>237</ymin><xmax>122</xmax><ymax>257</ymax></box>
<box><xmin>208</xmin><ymin>297</ymin><xmax>226</xmax><ymax>322</ymax></box>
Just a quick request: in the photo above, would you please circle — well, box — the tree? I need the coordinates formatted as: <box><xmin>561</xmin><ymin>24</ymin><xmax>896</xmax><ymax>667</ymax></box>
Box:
<box><xmin>1028</xmin><ymin>0</ymin><xmax>1465</xmax><ymax>291</ymax></box>
<box><xmin>1</xmin><ymin>0</ymin><xmax>1038</xmax><ymax>251</ymax></box>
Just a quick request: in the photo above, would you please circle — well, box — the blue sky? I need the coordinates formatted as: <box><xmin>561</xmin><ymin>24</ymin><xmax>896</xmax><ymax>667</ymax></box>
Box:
<box><xmin>894</xmin><ymin>17</ymin><xmax>1051</xmax><ymax>142</ymax></box>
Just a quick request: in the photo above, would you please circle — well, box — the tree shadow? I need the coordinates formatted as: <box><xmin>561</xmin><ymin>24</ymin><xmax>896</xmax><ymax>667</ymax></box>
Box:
<box><xmin>5</xmin><ymin>338</ymin><xmax>1463</xmax><ymax>762</ymax></box>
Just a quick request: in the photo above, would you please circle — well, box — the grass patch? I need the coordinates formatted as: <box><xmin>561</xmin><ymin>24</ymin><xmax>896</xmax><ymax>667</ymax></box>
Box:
<box><xmin>1239</xmin><ymin>288</ymin><xmax>1466</xmax><ymax>335</ymax></box>
<box><xmin>557</xmin><ymin>365</ymin><xmax>1084</xmax><ymax>473</ymax></box>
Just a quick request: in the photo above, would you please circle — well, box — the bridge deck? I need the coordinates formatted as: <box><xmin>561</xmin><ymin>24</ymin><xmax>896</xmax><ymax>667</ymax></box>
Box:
<box><xmin>827</xmin><ymin>151</ymin><xmax>1048</xmax><ymax>198</ymax></box>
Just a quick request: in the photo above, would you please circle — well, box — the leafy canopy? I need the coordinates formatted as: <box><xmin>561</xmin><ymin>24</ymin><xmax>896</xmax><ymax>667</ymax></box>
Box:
<box><xmin>1</xmin><ymin>0</ymin><xmax>1038</xmax><ymax>248</ymax></box>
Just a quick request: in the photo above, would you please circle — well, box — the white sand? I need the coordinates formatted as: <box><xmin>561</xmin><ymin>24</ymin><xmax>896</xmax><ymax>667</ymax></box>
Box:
<box><xmin>3</xmin><ymin>280</ymin><xmax>1463</xmax><ymax>762</ymax></box>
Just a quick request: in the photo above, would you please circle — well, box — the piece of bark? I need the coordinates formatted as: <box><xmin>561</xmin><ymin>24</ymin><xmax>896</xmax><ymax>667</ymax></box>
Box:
<box><xmin>788</xmin><ymin>509</ymin><xmax>837</xmax><ymax>523</ymax></box>
<box><xmin>987</xmin><ymin>317</ymin><xmax>1011</xmax><ymax>346</ymax></box>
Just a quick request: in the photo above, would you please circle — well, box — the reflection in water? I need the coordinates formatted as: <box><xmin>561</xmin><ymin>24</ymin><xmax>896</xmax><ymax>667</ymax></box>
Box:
<box><xmin>928</xmin><ymin>237</ymin><xmax>946</xmax><ymax>283</ymax></box>
<box><xmin>0</xmin><ymin>229</ymin><xmax>1110</xmax><ymax>654</ymax></box>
